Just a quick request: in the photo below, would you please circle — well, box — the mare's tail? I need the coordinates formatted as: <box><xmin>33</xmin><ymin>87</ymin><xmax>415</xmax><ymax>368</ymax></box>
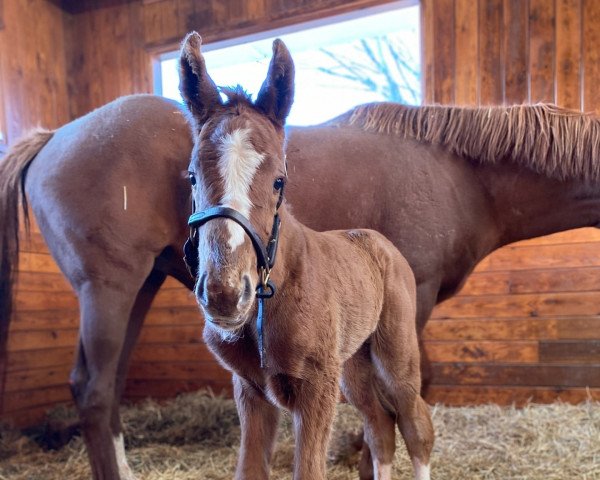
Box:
<box><xmin>0</xmin><ymin>129</ymin><xmax>54</xmax><ymax>367</ymax></box>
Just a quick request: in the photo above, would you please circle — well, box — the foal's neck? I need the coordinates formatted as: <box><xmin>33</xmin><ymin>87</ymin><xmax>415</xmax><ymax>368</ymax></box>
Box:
<box><xmin>268</xmin><ymin>204</ymin><xmax>311</xmax><ymax>288</ymax></box>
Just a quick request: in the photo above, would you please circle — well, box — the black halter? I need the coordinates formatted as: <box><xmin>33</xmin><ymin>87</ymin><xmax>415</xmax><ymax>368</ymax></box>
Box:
<box><xmin>183</xmin><ymin>175</ymin><xmax>285</xmax><ymax>367</ymax></box>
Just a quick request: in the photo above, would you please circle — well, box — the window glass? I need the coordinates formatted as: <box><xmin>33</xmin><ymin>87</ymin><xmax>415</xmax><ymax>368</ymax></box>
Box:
<box><xmin>158</xmin><ymin>3</ymin><xmax>420</xmax><ymax>125</ymax></box>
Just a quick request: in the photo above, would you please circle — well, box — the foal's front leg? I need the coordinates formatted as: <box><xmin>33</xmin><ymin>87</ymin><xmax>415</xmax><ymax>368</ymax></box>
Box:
<box><xmin>233</xmin><ymin>374</ymin><xmax>280</xmax><ymax>480</ymax></box>
<box><xmin>291</xmin><ymin>372</ymin><xmax>339</xmax><ymax>480</ymax></box>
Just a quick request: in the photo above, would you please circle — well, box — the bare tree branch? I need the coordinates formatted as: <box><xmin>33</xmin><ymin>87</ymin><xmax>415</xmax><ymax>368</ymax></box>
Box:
<box><xmin>317</xmin><ymin>35</ymin><xmax>420</xmax><ymax>104</ymax></box>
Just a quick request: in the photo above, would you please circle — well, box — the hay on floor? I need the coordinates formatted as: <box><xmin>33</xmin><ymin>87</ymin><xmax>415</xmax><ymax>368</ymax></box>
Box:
<box><xmin>0</xmin><ymin>390</ymin><xmax>599</xmax><ymax>479</ymax></box>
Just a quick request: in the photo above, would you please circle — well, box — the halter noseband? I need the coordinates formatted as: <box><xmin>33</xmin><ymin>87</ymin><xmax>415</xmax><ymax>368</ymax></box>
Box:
<box><xmin>183</xmin><ymin>176</ymin><xmax>285</xmax><ymax>367</ymax></box>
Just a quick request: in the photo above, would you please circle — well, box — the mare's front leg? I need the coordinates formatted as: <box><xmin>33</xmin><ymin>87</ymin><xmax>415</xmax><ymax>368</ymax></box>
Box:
<box><xmin>287</xmin><ymin>371</ymin><xmax>339</xmax><ymax>480</ymax></box>
<box><xmin>233</xmin><ymin>374</ymin><xmax>280</xmax><ymax>480</ymax></box>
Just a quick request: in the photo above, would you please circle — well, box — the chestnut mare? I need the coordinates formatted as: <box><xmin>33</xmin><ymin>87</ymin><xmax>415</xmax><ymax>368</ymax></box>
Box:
<box><xmin>3</xmin><ymin>39</ymin><xmax>600</xmax><ymax>480</ymax></box>
<box><xmin>179</xmin><ymin>33</ymin><xmax>433</xmax><ymax>480</ymax></box>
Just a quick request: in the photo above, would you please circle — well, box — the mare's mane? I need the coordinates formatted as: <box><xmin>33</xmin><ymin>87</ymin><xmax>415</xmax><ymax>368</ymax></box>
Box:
<box><xmin>333</xmin><ymin>102</ymin><xmax>600</xmax><ymax>182</ymax></box>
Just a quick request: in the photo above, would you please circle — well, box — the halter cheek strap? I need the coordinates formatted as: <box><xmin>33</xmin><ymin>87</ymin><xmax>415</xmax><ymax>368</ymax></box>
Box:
<box><xmin>184</xmin><ymin>180</ymin><xmax>285</xmax><ymax>368</ymax></box>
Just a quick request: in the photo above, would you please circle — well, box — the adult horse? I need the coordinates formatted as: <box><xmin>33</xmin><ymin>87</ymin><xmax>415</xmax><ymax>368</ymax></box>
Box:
<box><xmin>2</xmin><ymin>91</ymin><xmax>600</xmax><ymax>478</ymax></box>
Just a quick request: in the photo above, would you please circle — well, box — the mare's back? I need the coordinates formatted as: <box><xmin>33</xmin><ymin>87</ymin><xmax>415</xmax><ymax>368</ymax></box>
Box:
<box><xmin>285</xmin><ymin>124</ymin><xmax>498</xmax><ymax>291</ymax></box>
<box><xmin>24</xmin><ymin>95</ymin><xmax>195</xmax><ymax>258</ymax></box>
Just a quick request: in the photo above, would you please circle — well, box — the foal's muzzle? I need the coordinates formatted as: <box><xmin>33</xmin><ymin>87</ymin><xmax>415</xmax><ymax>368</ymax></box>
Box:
<box><xmin>196</xmin><ymin>271</ymin><xmax>254</xmax><ymax>324</ymax></box>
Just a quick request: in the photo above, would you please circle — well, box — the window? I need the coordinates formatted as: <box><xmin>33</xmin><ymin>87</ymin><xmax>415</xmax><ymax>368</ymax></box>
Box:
<box><xmin>156</xmin><ymin>1</ymin><xmax>420</xmax><ymax>126</ymax></box>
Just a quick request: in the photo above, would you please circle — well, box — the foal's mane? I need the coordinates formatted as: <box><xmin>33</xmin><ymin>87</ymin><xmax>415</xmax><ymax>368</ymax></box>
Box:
<box><xmin>334</xmin><ymin>102</ymin><xmax>600</xmax><ymax>182</ymax></box>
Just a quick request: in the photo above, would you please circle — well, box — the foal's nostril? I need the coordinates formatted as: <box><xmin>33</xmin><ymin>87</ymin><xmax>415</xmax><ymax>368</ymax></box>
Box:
<box><xmin>241</xmin><ymin>274</ymin><xmax>253</xmax><ymax>304</ymax></box>
<box><xmin>196</xmin><ymin>273</ymin><xmax>208</xmax><ymax>305</ymax></box>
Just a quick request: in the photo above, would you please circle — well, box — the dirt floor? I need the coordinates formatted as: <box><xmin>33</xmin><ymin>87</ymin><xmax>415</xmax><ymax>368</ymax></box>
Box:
<box><xmin>0</xmin><ymin>390</ymin><xmax>599</xmax><ymax>479</ymax></box>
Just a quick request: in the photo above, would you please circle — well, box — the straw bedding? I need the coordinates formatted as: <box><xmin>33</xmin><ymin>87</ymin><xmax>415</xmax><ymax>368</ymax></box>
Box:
<box><xmin>1</xmin><ymin>390</ymin><xmax>598</xmax><ymax>479</ymax></box>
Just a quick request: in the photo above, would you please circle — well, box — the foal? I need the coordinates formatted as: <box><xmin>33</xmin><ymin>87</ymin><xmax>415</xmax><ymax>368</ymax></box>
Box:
<box><xmin>179</xmin><ymin>32</ymin><xmax>434</xmax><ymax>480</ymax></box>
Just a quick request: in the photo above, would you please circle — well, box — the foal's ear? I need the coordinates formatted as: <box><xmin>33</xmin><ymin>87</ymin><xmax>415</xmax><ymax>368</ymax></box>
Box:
<box><xmin>179</xmin><ymin>31</ymin><xmax>222</xmax><ymax>126</ymax></box>
<box><xmin>255</xmin><ymin>39</ymin><xmax>295</xmax><ymax>127</ymax></box>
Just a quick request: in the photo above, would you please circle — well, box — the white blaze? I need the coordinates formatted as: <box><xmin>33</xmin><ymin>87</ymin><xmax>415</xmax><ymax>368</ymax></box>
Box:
<box><xmin>217</xmin><ymin>128</ymin><xmax>264</xmax><ymax>251</ymax></box>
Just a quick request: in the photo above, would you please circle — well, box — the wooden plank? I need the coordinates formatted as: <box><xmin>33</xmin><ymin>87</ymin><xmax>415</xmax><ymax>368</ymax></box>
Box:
<box><xmin>529</xmin><ymin>0</ymin><xmax>556</xmax><ymax>103</ymax></box>
<box><xmin>144</xmin><ymin>306</ymin><xmax>201</xmax><ymax>326</ymax></box>
<box><xmin>459</xmin><ymin>265</ymin><xmax>600</xmax><ymax>297</ymax></box>
<box><xmin>425</xmin><ymin>340</ymin><xmax>538</xmax><ymax>363</ymax></box>
<box><xmin>454</xmin><ymin>0</ymin><xmax>478</xmax><ymax>105</ymax></box>
<box><xmin>513</xmin><ymin>228</ymin><xmax>600</xmax><ymax>246</ymax></box>
<box><xmin>123</xmin><ymin>378</ymin><xmax>232</xmax><ymax>399</ymax></box>
<box><xmin>582</xmin><ymin>0</ymin><xmax>600</xmax><ymax>111</ymax></box>
<box><xmin>430</xmin><ymin>363</ymin><xmax>600</xmax><ymax>387</ymax></box>
<box><xmin>3</xmin><ymin>385</ymin><xmax>72</xmax><ymax>413</ymax></box>
<box><xmin>478</xmin><ymin>0</ymin><xmax>503</xmax><ymax>104</ymax></box>
<box><xmin>11</xmin><ymin>309</ymin><xmax>79</xmax><ymax>331</ymax></box>
<box><xmin>509</xmin><ymin>266</ymin><xmax>600</xmax><ymax>294</ymax></box>
<box><xmin>151</xmin><ymin>287</ymin><xmax>197</xmax><ymax>308</ymax></box>
<box><xmin>17</xmin><ymin>252</ymin><xmax>61</xmax><ymax>274</ymax></box>
<box><xmin>420</xmin><ymin>0</ymin><xmax>435</xmax><ymax>103</ymax></box>
<box><xmin>423</xmin><ymin>316</ymin><xmax>600</xmax><ymax>341</ymax></box>
<box><xmin>162</xmin><ymin>276</ymin><xmax>190</xmax><ymax>289</ymax></box>
<box><xmin>1</xmin><ymin>404</ymin><xmax>60</xmax><ymax>428</ymax></box>
<box><xmin>503</xmin><ymin>0</ymin><xmax>528</xmax><ymax>104</ymax></box>
<box><xmin>432</xmin><ymin>291</ymin><xmax>600</xmax><ymax>319</ymax></box>
<box><xmin>474</xmin><ymin>242</ymin><xmax>600</xmax><ymax>272</ymax></box>
<box><xmin>17</xmin><ymin>208</ymin><xmax>41</xmax><ymax>234</ymax></box>
<box><xmin>7</xmin><ymin>347</ymin><xmax>75</xmax><ymax>372</ymax></box>
<box><xmin>456</xmin><ymin>271</ymin><xmax>510</xmax><ymax>296</ymax></box>
<box><xmin>7</xmin><ymin>329</ymin><xmax>78</xmax><ymax>352</ymax></box>
<box><xmin>4</xmin><ymin>365</ymin><xmax>72</xmax><ymax>392</ymax></box>
<box><xmin>14</xmin><ymin>289</ymin><xmax>77</xmax><ymax>311</ymax></box>
<box><xmin>14</xmin><ymin>272</ymin><xmax>73</xmax><ymax>293</ymax></box>
<box><xmin>131</xmin><ymin>343</ymin><xmax>215</xmax><ymax>363</ymax></box>
<box><xmin>425</xmin><ymin>385</ymin><xmax>600</xmax><ymax>406</ymax></box>
<box><xmin>539</xmin><ymin>340</ymin><xmax>600</xmax><ymax>363</ymax></box>
<box><xmin>17</xmin><ymin>231</ymin><xmax>48</xmax><ymax>254</ymax></box>
<box><xmin>432</xmin><ymin>0</ymin><xmax>455</xmax><ymax>104</ymax></box>
<box><xmin>127</xmin><ymin>361</ymin><xmax>228</xmax><ymax>381</ymax></box>
<box><xmin>138</xmin><ymin>325</ymin><xmax>203</xmax><ymax>344</ymax></box>
<box><xmin>555</xmin><ymin>0</ymin><xmax>582</xmax><ymax>110</ymax></box>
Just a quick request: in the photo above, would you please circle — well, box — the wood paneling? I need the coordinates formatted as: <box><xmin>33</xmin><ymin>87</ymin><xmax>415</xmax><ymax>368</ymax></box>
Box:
<box><xmin>503</xmin><ymin>0</ymin><xmax>528</xmax><ymax>104</ymax></box>
<box><xmin>67</xmin><ymin>0</ymin><xmax>409</xmax><ymax>118</ymax></box>
<box><xmin>454</xmin><ymin>0</ymin><xmax>478</xmax><ymax>105</ymax></box>
<box><xmin>0</xmin><ymin>0</ymin><xmax>70</xmax><ymax>142</ymax></box>
<box><xmin>555</xmin><ymin>0</ymin><xmax>581</xmax><ymax>109</ymax></box>
<box><xmin>5</xmin><ymin>0</ymin><xmax>600</xmax><ymax>426</ymax></box>
<box><xmin>479</xmin><ymin>0</ymin><xmax>504</xmax><ymax>104</ymax></box>
<box><xmin>422</xmin><ymin>0</ymin><xmax>600</xmax><ymax>407</ymax></box>
<box><xmin>529</xmin><ymin>0</ymin><xmax>555</xmax><ymax>102</ymax></box>
<box><xmin>0</xmin><ymin>0</ymin><xmax>74</xmax><ymax>426</ymax></box>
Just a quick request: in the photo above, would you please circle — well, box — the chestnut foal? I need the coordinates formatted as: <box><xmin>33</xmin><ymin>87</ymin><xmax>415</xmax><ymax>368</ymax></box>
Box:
<box><xmin>179</xmin><ymin>32</ymin><xmax>434</xmax><ymax>480</ymax></box>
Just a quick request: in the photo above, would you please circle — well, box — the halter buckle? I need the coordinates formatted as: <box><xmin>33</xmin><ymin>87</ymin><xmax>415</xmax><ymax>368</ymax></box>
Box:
<box><xmin>258</xmin><ymin>266</ymin><xmax>270</xmax><ymax>289</ymax></box>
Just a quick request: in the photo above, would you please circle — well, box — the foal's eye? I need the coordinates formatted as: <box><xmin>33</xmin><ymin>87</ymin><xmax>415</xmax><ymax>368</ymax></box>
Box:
<box><xmin>273</xmin><ymin>177</ymin><xmax>285</xmax><ymax>192</ymax></box>
<box><xmin>188</xmin><ymin>172</ymin><xmax>197</xmax><ymax>186</ymax></box>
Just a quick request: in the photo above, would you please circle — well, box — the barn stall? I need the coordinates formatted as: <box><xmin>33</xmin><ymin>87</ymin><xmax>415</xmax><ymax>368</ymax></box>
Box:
<box><xmin>0</xmin><ymin>0</ymin><xmax>599</xmax><ymax>478</ymax></box>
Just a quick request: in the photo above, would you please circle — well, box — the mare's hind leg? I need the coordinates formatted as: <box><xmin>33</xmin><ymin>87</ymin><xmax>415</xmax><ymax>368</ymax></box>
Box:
<box><xmin>341</xmin><ymin>344</ymin><xmax>397</xmax><ymax>480</ymax></box>
<box><xmin>70</xmin><ymin>276</ymin><xmax>149</xmax><ymax>480</ymax></box>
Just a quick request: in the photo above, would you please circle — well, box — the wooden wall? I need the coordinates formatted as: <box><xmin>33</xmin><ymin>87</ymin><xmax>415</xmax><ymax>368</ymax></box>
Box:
<box><xmin>421</xmin><ymin>0</ymin><xmax>600</xmax><ymax>405</ymax></box>
<box><xmin>2</xmin><ymin>0</ymin><xmax>600</xmax><ymax>426</ymax></box>
<box><xmin>0</xmin><ymin>0</ymin><xmax>76</xmax><ymax>426</ymax></box>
